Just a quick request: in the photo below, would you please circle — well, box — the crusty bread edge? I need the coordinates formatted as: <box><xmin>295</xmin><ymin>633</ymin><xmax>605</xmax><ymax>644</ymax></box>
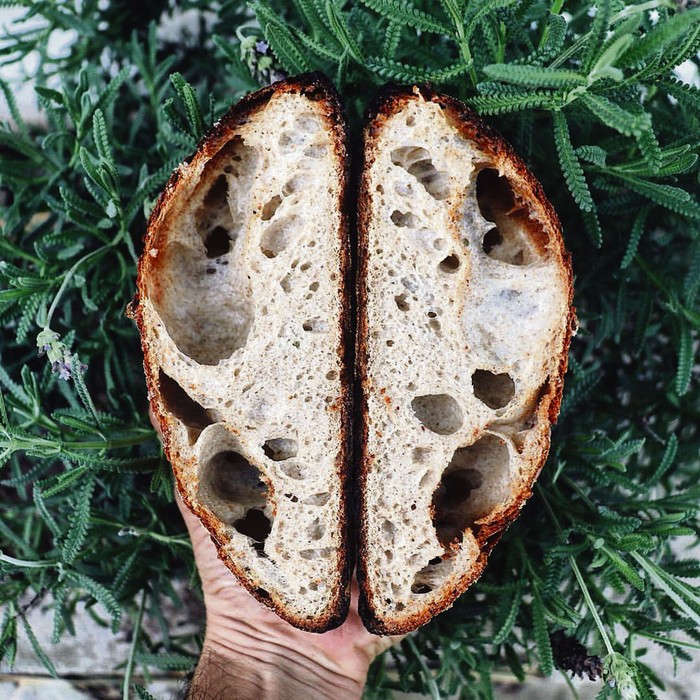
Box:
<box><xmin>355</xmin><ymin>83</ymin><xmax>577</xmax><ymax>635</ymax></box>
<box><xmin>129</xmin><ymin>73</ymin><xmax>353</xmax><ymax>633</ymax></box>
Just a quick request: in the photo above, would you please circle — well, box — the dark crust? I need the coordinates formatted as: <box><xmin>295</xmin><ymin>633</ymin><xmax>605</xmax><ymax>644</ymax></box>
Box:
<box><xmin>131</xmin><ymin>73</ymin><xmax>352</xmax><ymax>633</ymax></box>
<box><xmin>356</xmin><ymin>83</ymin><xmax>576</xmax><ymax>635</ymax></box>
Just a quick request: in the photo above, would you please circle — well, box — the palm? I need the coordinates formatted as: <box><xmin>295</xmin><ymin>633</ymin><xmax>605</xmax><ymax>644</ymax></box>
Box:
<box><xmin>177</xmin><ymin>494</ymin><xmax>401</xmax><ymax>682</ymax></box>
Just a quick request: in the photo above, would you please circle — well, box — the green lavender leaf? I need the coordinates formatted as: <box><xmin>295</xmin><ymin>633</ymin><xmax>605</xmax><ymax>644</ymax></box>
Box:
<box><xmin>169</xmin><ymin>73</ymin><xmax>204</xmax><ymax>140</ymax></box>
<box><xmin>618</xmin><ymin>8</ymin><xmax>700</xmax><ymax>68</ymax></box>
<box><xmin>484</xmin><ymin>63</ymin><xmax>587</xmax><ymax>88</ymax></box>
<box><xmin>20</xmin><ymin>615</ymin><xmax>57</xmax><ymax>678</ymax></box>
<box><xmin>359</xmin><ymin>0</ymin><xmax>453</xmax><ymax>35</ymax></box>
<box><xmin>366</xmin><ymin>57</ymin><xmax>472</xmax><ymax>83</ymax></box>
<box><xmin>552</xmin><ymin>111</ymin><xmax>594</xmax><ymax>212</ymax></box>
<box><xmin>621</xmin><ymin>206</ymin><xmax>649</xmax><ymax>269</ymax></box>
<box><xmin>531</xmin><ymin>585</ymin><xmax>554</xmax><ymax>675</ymax></box>
<box><xmin>675</xmin><ymin>323</ymin><xmax>693</xmax><ymax>396</ymax></box>
<box><xmin>61</xmin><ymin>474</ymin><xmax>95</xmax><ymax>563</ymax></box>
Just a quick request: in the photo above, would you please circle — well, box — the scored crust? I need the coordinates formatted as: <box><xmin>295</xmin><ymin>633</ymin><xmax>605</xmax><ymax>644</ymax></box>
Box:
<box><xmin>356</xmin><ymin>84</ymin><xmax>576</xmax><ymax>635</ymax></box>
<box><xmin>131</xmin><ymin>73</ymin><xmax>352</xmax><ymax>632</ymax></box>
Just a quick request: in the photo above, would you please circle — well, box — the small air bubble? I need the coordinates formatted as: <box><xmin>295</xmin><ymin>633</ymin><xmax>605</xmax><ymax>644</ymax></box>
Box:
<box><xmin>439</xmin><ymin>254</ymin><xmax>460</xmax><ymax>273</ymax></box>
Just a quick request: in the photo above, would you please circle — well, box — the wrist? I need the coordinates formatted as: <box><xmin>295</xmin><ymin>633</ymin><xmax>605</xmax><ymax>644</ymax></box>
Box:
<box><xmin>190</xmin><ymin>632</ymin><xmax>367</xmax><ymax>700</ymax></box>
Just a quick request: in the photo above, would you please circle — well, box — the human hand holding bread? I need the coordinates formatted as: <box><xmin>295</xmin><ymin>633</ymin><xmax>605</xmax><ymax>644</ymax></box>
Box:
<box><xmin>133</xmin><ymin>72</ymin><xmax>574</xmax><ymax>659</ymax></box>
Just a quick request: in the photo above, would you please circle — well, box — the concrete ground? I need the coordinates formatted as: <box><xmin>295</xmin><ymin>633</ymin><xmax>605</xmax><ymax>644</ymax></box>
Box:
<box><xmin>2</xmin><ymin>592</ymin><xmax>698</xmax><ymax>699</ymax></box>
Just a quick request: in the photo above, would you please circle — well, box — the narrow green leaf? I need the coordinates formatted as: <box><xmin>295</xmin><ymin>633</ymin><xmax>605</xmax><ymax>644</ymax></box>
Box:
<box><xmin>621</xmin><ymin>206</ymin><xmax>649</xmax><ymax>269</ymax></box>
<box><xmin>576</xmin><ymin>145</ymin><xmax>607</xmax><ymax>166</ymax></box>
<box><xmin>580</xmin><ymin>93</ymin><xmax>643</xmax><ymax>137</ymax></box>
<box><xmin>382</xmin><ymin>19</ymin><xmax>401</xmax><ymax>60</ymax></box>
<box><xmin>135</xmin><ymin>651</ymin><xmax>197</xmax><ymax>671</ymax></box>
<box><xmin>367</xmin><ymin>56</ymin><xmax>472</xmax><ymax>83</ymax></box>
<box><xmin>675</xmin><ymin>323</ymin><xmax>693</xmax><ymax>396</ymax></box>
<box><xmin>296</xmin><ymin>29</ymin><xmax>343</xmax><ymax>62</ymax></box>
<box><xmin>134</xmin><ymin>686</ymin><xmax>158</xmax><ymax>700</ymax></box>
<box><xmin>170</xmin><ymin>73</ymin><xmax>204</xmax><ymax>140</ymax></box>
<box><xmin>62</xmin><ymin>474</ymin><xmax>95</xmax><ymax>563</ymax></box>
<box><xmin>325</xmin><ymin>1</ymin><xmax>365</xmax><ymax>65</ymax></box>
<box><xmin>531</xmin><ymin>586</ymin><xmax>554</xmax><ymax>676</ymax></box>
<box><xmin>582</xmin><ymin>0</ymin><xmax>612</xmax><ymax>72</ymax></box>
<box><xmin>493</xmin><ymin>587</ymin><xmax>521</xmax><ymax>644</ymax></box>
<box><xmin>484</xmin><ymin>63</ymin><xmax>587</xmax><ymax>88</ymax></box>
<box><xmin>618</xmin><ymin>8</ymin><xmax>700</xmax><ymax>68</ymax></box>
<box><xmin>611</xmin><ymin>173</ymin><xmax>700</xmax><ymax>219</ymax></box>
<box><xmin>469</xmin><ymin>90</ymin><xmax>563</xmax><ymax>115</ymax></box>
<box><xmin>65</xmin><ymin>571</ymin><xmax>122</xmax><ymax>630</ymax></box>
<box><xmin>602</xmin><ymin>546</ymin><xmax>645</xmax><ymax>591</ymax></box>
<box><xmin>552</xmin><ymin>111</ymin><xmax>594</xmax><ymax>212</ymax></box>
<box><xmin>0</xmin><ymin>79</ymin><xmax>28</xmax><ymax>137</ymax></box>
<box><xmin>92</xmin><ymin>109</ymin><xmax>118</xmax><ymax>188</ymax></box>
<box><xmin>20</xmin><ymin>615</ymin><xmax>57</xmax><ymax>678</ymax></box>
<box><xmin>359</xmin><ymin>0</ymin><xmax>453</xmax><ymax>35</ymax></box>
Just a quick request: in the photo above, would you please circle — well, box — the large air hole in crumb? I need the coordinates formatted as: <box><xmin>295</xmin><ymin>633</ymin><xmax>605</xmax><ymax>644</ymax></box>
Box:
<box><xmin>153</xmin><ymin>137</ymin><xmax>255</xmax><ymax>365</ymax></box>
<box><xmin>157</xmin><ymin>242</ymin><xmax>253</xmax><ymax>365</ymax></box>
<box><xmin>302</xmin><ymin>318</ymin><xmax>327</xmax><ymax>333</ymax></box>
<box><xmin>261</xmin><ymin>194</ymin><xmax>283</xmax><ymax>221</ymax></box>
<box><xmin>260</xmin><ymin>215</ymin><xmax>299</xmax><ymax>258</ymax></box>
<box><xmin>198</xmin><ymin>446</ymin><xmax>272</xmax><ymax>553</ymax></box>
<box><xmin>432</xmin><ymin>434</ymin><xmax>510</xmax><ymax>546</ymax></box>
<box><xmin>300</xmin><ymin>548</ymin><xmax>332</xmax><ymax>560</ymax></box>
<box><xmin>307</xmin><ymin>519</ymin><xmax>324</xmax><ymax>540</ymax></box>
<box><xmin>204</xmin><ymin>175</ymin><xmax>228</xmax><ymax>209</ymax></box>
<box><xmin>395</xmin><ymin>294</ymin><xmax>410</xmax><ymax>311</ymax></box>
<box><xmin>411</xmin><ymin>557</ymin><xmax>455</xmax><ymax>595</ymax></box>
<box><xmin>439</xmin><ymin>254</ymin><xmax>460</xmax><ymax>273</ymax></box>
<box><xmin>304</xmin><ymin>492</ymin><xmax>330</xmax><ymax>506</ymax></box>
<box><xmin>390</xmin><ymin>210</ymin><xmax>418</xmax><ymax>228</ymax></box>
<box><xmin>304</xmin><ymin>144</ymin><xmax>327</xmax><ymax>158</ymax></box>
<box><xmin>233</xmin><ymin>509</ymin><xmax>271</xmax><ymax>553</ymax></box>
<box><xmin>158</xmin><ymin>370</ymin><xmax>214</xmax><ymax>444</ymax></box>
<box><xmin>203</xmin><ymin>226</ymin><xmax>232</xmax><ymax>258</ymax></box>
<box><xmin>412</xmin><ymin>394</ymin><xmax>464</xmax><ymax>435</ymax></box>
<box><xmin>476</xmin><ymin>169</ymin><xmax>541</xmax><ymax>265</ymax></box>
<box><xmin>263</xmin><ymin>438</ymin><xmax>298</xmax><ymax>461</ymax></box>
<box><xmin>472</xmin><ymin>370</ymin><xmax>515</xmax><ymax>409</ymax></box>
<box><xmin>278</xmin><ymin>462</ymin><xmax>307</xmax><ymax>480</ymax></box>
<box><xmin>391</xmin><ymin>146</ymin><xmax>449</xmax><ymax>200</ymax></box>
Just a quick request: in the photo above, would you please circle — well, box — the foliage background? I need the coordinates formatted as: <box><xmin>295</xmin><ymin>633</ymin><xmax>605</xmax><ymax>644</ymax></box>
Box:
<box><xmin>0</xmin><ymin>1</ymin><xmax>699</xmax><ymax>698</ymax></box>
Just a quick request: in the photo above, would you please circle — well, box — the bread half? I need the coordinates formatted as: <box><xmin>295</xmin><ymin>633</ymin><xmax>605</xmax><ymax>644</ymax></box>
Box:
<box><xmin>132</xmin><ymin>74</ymin><xmax>352</xmax><ymax>631</ymax></box>
<box><xmin>356</xmin><ymin>85</ymin><xmax>575</xmax><ymax>634</ymax></box>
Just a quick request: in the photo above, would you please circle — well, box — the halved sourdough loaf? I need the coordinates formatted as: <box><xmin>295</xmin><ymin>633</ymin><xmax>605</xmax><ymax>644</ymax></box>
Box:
<box><xmin>356</xmin><ymin>85</ymin><xmax>575</xmax><ymax>634</ymax></box>
<box><xmin>132</xmin><ymin>74</ymin><xmax>352</xmax><ymax>631</ymax></box>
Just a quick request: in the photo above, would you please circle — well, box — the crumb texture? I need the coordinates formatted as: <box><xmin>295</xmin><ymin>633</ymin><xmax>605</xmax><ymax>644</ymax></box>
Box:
<box><xmin>360</xmin><ymin>91</ymin><xmax>571</xmax><ymax>631</ymax></box>
<box><xmin>138</xmin><ymin>84</ymin><xmax>347</xmax><ymax>628</ymax></box>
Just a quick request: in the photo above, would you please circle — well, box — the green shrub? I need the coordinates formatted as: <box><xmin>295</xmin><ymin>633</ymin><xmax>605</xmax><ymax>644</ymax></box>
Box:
<box><xmin>0</xmin><ymin>1</ymin><xmax>698</xmax><ymax>697</ymax></box>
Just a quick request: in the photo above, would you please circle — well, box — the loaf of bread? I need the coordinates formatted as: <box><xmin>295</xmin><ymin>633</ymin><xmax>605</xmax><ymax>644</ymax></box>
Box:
<box><xmin>355</xmin><ymin>84</ymin><xmax>575</xmax><ymax>634</ymax></box>
<box><xmin>132</xmin><ymin>74</ymin><xmax>352</xmax><ymax>632</ymax></box>
<box><xmin>133</xmin><ymin>75</ymin><xmax>574</xmax><ymax>635</ymax></box>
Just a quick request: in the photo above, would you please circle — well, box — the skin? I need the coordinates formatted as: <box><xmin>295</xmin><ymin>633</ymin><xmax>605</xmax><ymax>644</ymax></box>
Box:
<box><xmin>152</xmin><ymin>410</ymin><xmax>402</xmax><ymax>698</ymax></box>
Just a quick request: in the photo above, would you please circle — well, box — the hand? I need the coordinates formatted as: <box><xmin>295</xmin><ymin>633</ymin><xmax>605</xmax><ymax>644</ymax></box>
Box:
<box><xmin>177</xmin><ymin>491</ymin><xmax>401</xmax><ymax>699</ymax></box>
<box><xmin>152</xmin><ymin>409</ymin><xmax>403</xmax><ymax>699</ymax></box>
